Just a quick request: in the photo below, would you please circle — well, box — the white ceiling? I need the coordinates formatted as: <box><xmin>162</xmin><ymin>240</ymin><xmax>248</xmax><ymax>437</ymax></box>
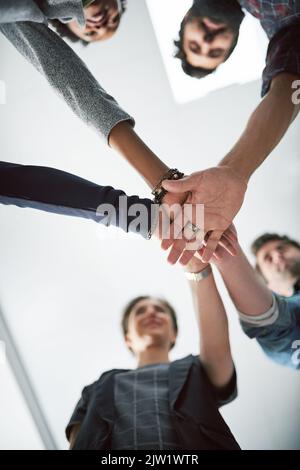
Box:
<box><xmin>0</xmin><ymin>0</ymin><xmax>300</xmax><ymax>450</ymax></box>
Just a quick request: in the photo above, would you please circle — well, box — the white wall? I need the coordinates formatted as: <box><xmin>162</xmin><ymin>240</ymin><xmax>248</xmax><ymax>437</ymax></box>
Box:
<box><xmin>0</xmin><ymin>0</ymin><xmax>299</xmax><ymax>450</ymax></box>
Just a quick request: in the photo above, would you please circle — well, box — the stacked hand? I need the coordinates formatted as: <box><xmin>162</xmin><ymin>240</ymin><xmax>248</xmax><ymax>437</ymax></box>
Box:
<box><xmin>160</xmin><ymin>166</ymin><xmax>247</xmax><ymax>264</ymax></box>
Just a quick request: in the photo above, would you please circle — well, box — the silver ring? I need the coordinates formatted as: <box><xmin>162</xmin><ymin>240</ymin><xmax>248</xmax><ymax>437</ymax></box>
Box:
<box><xmin>185</xmin><ymin>221</ymin><xmax>201</xmax><ymax>234</ymax></box>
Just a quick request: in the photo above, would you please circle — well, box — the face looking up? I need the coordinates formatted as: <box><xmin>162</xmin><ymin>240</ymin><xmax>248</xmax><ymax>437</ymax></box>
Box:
<box><xmin>67</xmin><ymin>0</ymin><xmax>122</xmax><ymax>43</ymax></box>
<box><xmin>256</xmin><ymin>240</ymin><xmax>300</xmax><ymax>294</ymax></box>
<box><xmin>124</xmin><ymin>298</ymin><xmax>177</xmax><ymax>355</ymax></box>
<box><xmin>177</xmin><ymin>0</ymin><xmax>245</xmax><ymax>76</ymax></box>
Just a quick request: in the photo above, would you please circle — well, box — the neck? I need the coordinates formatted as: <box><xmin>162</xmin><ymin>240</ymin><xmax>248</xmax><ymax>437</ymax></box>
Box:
<box><xmin>136</xmin><ymin>346</ymin><xmax>170</xmax><ymax>368</ymax></box>
<box><xmin>271</xmin><ymin>277</ymin><xmax>297</xmax><ymax>297</ymax></box>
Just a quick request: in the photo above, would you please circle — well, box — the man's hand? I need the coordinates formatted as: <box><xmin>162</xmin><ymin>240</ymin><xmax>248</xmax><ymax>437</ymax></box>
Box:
<box><xmin>211</xmin><ymin>224</ymin><xmax>238</xmax><ymax>263</ymax></box>
<box><xmin>161</xmin><ymin>166</ymin><xmax>247</xmax><ymax>263</ymax></box>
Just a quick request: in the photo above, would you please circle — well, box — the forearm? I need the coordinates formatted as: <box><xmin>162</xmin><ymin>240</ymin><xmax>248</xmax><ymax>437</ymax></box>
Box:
<box><xmin>109</xmin><ymin>121</ymin><xmax>169</xmax><ymax>189</ymax></box>
<box><xmin>214</xmin><ymin>245</ymin><xmax>273</xmax><ymax>316</ymax></box>
<box><xmin>0</xmin><ymin>21</ymin><xmax>133</xmax><ymax>142</ymax></box>
<box><xmin>0</xmin><ymin>161</ymin><xmax>155</xmax><ymax>238</ymax></box>
<box><xmin>188</xmin><ymin>269</ymin><xmax>233</xmax><ymax>387</ymax></box>
<box><xmin>220</xmin><ymin>73</ymin><xmax>300</xmax><ymax>182</ymax></box>
<box><xmin>0</xmin><ymin>0</ymin><xmax>45</xmax><ymax>23</ymax></box>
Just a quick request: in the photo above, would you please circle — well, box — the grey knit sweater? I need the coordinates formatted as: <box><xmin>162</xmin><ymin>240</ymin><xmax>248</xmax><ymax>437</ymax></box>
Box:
<box><xmin>0</xmin><ymin>0</ymin><xmax>134</xmax><ymax>142</ymax></box>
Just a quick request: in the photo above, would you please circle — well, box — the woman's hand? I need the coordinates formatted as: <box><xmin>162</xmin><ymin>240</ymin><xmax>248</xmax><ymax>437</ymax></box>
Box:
<box><xmin>184</xmin><ymin>255</ymin><xmax>209</xmax><ymax>274</ymax></box>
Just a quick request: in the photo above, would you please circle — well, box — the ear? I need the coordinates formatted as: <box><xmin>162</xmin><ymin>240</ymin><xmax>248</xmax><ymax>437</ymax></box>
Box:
<box><xmin>125</xmin><ymin>333</ymin><xmax>135</xmax><ymax>353</ymax></box>
<box><xmin>124</xmin><ymin>333</ymin><xmax>131</xmax><ymax>348</ymax></box>
<box><xmin>170</xmin><ymin>331</ymin><xmax>178</xmax><ymax>349</ymax></box>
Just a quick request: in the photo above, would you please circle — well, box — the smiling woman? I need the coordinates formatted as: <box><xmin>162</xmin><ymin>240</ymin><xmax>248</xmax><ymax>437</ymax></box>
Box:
<box><xmin>51</xmin><ymin>0</ymin><xmax>127</xmax><ymax>44</ymax></box>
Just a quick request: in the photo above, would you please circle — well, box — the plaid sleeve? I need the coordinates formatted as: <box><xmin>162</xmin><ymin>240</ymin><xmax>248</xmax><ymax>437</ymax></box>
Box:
<box><xmin>261</xmin><ymin>18</ymin><xmax>300</xmax><ymax>97</ymax></box>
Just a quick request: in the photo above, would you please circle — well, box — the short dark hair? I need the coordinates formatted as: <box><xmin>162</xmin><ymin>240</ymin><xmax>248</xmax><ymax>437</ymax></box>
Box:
<box><xmin>50</xmin><ymin>0</ymin><xmax>127</xmax><ymax>45</ymax></box>
<box><xmin>251</xmin><ymin>233</ymin><xmax>300</xmax><ymax>257</ymax></box>
<box><xmin>121</xmin><ymin>296</ymin><xmax>178</xmax><ymax>351</ymax></box>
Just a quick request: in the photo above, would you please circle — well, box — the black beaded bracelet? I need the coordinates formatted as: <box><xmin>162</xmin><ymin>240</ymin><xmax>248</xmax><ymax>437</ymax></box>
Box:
<box><xmin>151</xmin><ymin>168</ymin><xmax>184</xmax><ymax>205</ymax></box>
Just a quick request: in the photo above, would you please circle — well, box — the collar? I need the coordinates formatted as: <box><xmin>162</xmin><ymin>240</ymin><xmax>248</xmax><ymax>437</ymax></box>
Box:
<box><xmin>294</xmin><ymin>278</ymin><xmax>300</xmax><ymax>294</ymax></box>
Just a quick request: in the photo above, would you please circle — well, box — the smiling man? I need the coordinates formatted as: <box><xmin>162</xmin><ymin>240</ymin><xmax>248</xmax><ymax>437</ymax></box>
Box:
<box><xmin>211</xmin><ymin>230</ymin><xmax>300</xmax><ymax>370</ymax></box>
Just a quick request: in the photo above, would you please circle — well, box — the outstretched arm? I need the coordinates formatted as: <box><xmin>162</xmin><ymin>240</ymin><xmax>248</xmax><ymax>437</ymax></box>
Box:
<box><xmin>0</xmin><ymin>20</ymin><xmax>186</xmax><ymax>208</ymax></box>
<box><xmin>0</xmin><ymin>161</ymin><xmax>157</xmax><ymax>239</ymax></box>
<box><xmin>212</xmin><ymin>236</ymin><xmax>273</xmax><ymax>317</ymax></box>
<box><xmin>220</xmin><ymin>72</ymin><xmax>300</xmax><ymax>183</ymax></box>
<box><xmin>162</xmin><ymin>69</ymin><xmax>299</xmax><ymax>262</ymax></box>
<box><xmin>185</xmin><ymin>257</ymin><xmax>234</xmax><ymax>388</ymax></box>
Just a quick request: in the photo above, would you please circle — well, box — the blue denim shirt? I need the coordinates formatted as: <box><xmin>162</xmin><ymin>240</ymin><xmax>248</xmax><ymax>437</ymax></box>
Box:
<box><xmin>241</xmin><ymin>288</ymin><xmax>300</xmax><ymax>370</ymax></box>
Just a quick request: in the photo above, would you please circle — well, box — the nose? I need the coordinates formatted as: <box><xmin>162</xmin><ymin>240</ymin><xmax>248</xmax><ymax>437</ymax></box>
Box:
<box><xmin>270</xmin><ymin>249</ymin><xmax>283</xmax><ymax>265</ymax></box>
<box><xmin>201</xmin><ymin>41</ymin><xmax>211</xmax><ymax>55</ymax></box>
<box><xmin>147</xmin><ymin>307</ymin><xmax>157</xmax><ymax>317</ymax></box>
<box><xmin>204</xmin><ymin>31</ymin><xmax>215</xmax><ymax>43</ymax></box>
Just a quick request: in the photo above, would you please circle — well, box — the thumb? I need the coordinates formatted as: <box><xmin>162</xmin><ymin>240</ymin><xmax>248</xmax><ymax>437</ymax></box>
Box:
<box><xmin>162</xmin><ymin>175</ymin><xmax>193</xmax><ymax>193</ymax></box>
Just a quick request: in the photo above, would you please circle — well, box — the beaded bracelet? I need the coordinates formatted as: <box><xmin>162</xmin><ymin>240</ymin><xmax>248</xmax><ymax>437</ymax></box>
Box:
<box><xmin>151</xmin><ymin>168</ymin><xmax>184</xmax><ymax>205</ymax></box>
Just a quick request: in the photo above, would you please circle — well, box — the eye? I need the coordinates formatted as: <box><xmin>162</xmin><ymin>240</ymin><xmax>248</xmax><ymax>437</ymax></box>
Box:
<box><xmin>85</xmin><ymin>31</ymin><xmax>97</xmax><ymax>37</ymax></box>
<box><xmin>155</xmin><ymin>305</ymin><xmax>167</xmax><ymax>313</ymax></box>
<box><xmin>208</xmin><ymin>49</ymin><xmax>224</xmax><ymax>58</ymax></box>
<box><xmin>110</xmin><ymin>13</ymin><xmax>120</xmax><ymax>25</ymax></box>
<box><xmin>277</xmin><ymin>243</ymin><xmax>286</xmax><ymax>252</ymax></box>
<box><xmin>135</xmin><ymin>307</ymin><xmax>146</xmax><ymax>316</ymax></box>
<box><xmin>189</xmin><ymin>41</ymin><xmax>200</xmax><ymax>54</ymax></box>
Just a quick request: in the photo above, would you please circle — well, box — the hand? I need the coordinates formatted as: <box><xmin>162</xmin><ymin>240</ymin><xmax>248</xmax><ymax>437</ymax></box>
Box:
<box><xmin>153</xmin><ymin>189</ymin><xmax>189</xmax><ymax>241</ymax></box>
<box><xmin>161</xmin><ymin>166</ymin><xmax>247</xmax><ymax>263</ymax></box>
<box><xmin>184</xmin><ymin>255</ymin><xmax>209</xmax><ymax>274</ymax></box>
<box><xmin>173</xmin><ymin>224</ymin><xmax>238</xmax><ymax>266</ymax></box>
<box><xmin>210</xmin><ymin>224</ymin><xmax>239</xmax><ymax>265</ymax></box>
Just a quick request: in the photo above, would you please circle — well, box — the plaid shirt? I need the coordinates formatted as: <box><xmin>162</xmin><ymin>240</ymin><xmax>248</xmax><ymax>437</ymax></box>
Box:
<box><xmin>239</xmin><ymin>1</ymin><xmax>300</xmax><ymax>95</ymax></box>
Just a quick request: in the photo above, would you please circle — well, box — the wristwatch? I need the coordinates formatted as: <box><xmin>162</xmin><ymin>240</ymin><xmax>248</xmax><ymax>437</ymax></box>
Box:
<box><xmin>185</xmin><ymin>265</ymin><xmax>212</xmax><ymax>282</ymax></box>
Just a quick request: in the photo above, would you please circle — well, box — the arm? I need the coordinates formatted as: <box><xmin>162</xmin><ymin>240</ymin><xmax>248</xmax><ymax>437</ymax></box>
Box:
<box><xmin>66</xmin><ymin>385</ymin><xmax>91</xmax><ymax>449</ymax></box>
<box><xmin>0</xmin><ymin>22</ymin><xmax>183</xmax><ymax>200</ymax></box>
<box><xmin>220</xmin><ymin>72</ymin><xmax>300</xmax><ymax>182</ymax></box>
<box><xmin>212</xmin><ymin>240</ymin><xmax>273</xmax><ymax>317</ymax></box>
<box><xmin>0</xmin><ymin>161</ymin><xmax>157</xmax><ymax>239</ymax></box>
<box><xmin>69</xmin><ymin>423</ymin><xmax>81</xmax><ymax>450</ymax></box>
<box><xmin>213</xmin><ymin>234</ymin><xmax>300</xmax><ymax>370</ymax></box>
<box><xmin>0</xmin><ymin>21</ymin><xmax>133</xmax><ymax>142</ymax></box>
<box><xmin>162</xmin><ymin>71</ymin><xmax>299</xmax><ymax>263</ymax></box>
<box><xmin>185</xmin><ymin>258</ymin><xmax>234</xmax><ymax>388</ymax></box>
